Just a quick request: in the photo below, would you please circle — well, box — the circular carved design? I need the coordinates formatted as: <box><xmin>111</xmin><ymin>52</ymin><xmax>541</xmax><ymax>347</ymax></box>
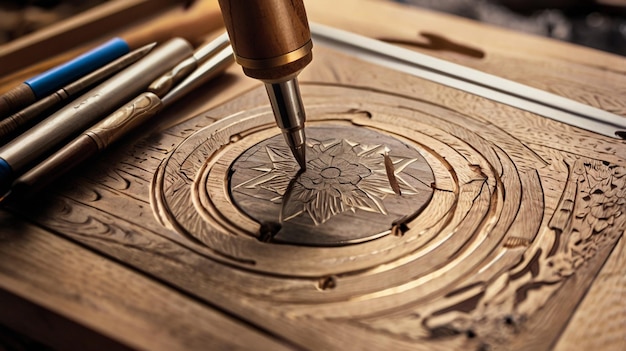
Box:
<box><xmin>152</xmin><ymin>84</ymin><xmax>556</xmax><ymax>322</ymax></box>
<box><xmin>229</xmin><ymin>125</ymin><xmax>434</xmax><ymax>246</ymax></box>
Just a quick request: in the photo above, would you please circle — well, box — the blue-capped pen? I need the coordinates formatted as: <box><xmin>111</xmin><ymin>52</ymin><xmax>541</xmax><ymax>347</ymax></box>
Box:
<box><xmin>0</xmin><ymin>38</ymin><xmax>194</xmax><ymax>195</ymax></box>
<box><xmin>0</xmin><ymin>37</ymin><xmax>130</xmax><ymax>119</ymax></box>
<box><xmin>2</xmin><ymin>37</ymin><xmax>233</xmax><ymax>203</ymax></box>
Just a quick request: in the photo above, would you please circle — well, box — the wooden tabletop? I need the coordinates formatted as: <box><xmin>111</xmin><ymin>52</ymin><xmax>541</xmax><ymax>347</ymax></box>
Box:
<box><xmin>0</xmin><ymin>0</ymin><xmax>624</xmax><ymax>350</ymax></box>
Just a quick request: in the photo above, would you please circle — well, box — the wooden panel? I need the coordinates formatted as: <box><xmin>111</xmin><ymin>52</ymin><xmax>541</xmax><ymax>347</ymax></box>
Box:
<box><xmin>554</xmin><ymin>235</ymin><xmax>626</xmax><ymax>351</ymax></box>
<box><xmin>0</xmin><ymin>289</ymin><xmax>132</xmax><ymax>351</ymax></box>
<box><xmin>0</xmin><ymin>211</ymin><xmax>293</xmax><ymax>350</ymax></box>
<box><xmin>0</xmin><ymin>0</ymin><xmax>624</xmax><ymax>349</ymax></box>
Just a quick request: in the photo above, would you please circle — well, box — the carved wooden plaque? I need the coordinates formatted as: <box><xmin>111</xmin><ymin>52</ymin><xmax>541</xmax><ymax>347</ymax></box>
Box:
<box><xmin>159</xmin><ymin>122</ymin><xmax>435</xmax><ymax>246</ymax></box>
<box><xmin>14</xmin><ymin>46</ymin><xmax>625</xmax><ymax>350</ymax></box>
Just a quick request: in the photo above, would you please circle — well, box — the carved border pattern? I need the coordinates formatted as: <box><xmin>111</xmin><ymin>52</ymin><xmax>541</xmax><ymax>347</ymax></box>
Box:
<box><xmin>358</xmin><ymin>157</ymin><xmax>625</xmax><ymax>348</ymax></box>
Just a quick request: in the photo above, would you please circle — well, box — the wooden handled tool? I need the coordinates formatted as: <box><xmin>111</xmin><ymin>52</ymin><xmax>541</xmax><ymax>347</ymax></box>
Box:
<box><xmin>217</xmin><ymin>0</ymin><xmax>313</xmax><ymax>169</ymax></box>
<box><xmin>217</xmin><ymin>0</ymin><xmax>312</xmax><ymax>81</ymax></box>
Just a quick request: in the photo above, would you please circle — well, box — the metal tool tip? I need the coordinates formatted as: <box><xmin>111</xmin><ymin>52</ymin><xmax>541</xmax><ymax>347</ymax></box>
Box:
<box><xmin>143</xmin><ymin>42</ymin><xmax>158</xmax><ymax>51</ymax></box>
<box><xmin>294</xmin><ymin>145</ymin><xmax>306</xmax><ymax>170</ymax></box>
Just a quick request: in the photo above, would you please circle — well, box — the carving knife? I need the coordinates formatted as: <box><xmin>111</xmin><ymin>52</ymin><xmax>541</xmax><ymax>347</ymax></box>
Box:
<box><xmin>310</xmin><ymin>23</ymin><xmax>626</xmax><ymax>139</ymax></box>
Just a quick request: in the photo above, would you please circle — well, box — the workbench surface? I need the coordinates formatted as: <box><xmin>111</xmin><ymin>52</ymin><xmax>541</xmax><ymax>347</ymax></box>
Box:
<box><xmin>0</xmin><ymin>1</ymin><xmax>624</xmax><ymax>350</ymax></box>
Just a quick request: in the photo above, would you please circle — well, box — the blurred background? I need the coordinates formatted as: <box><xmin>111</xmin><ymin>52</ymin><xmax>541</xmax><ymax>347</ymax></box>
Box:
<box><xmin>0</xmin><ymin>0</ymin><xmax>625</xmax><ymax>56</ymax></box>
<box><xmin>397</xmin><ymin>0</ymin><xmax>626</xmax><ymax>56</ymax></box>
<box><xmin>0</xmin><ymin>0</ymin><xmax>108</xmax><ymax>43</ymax></box>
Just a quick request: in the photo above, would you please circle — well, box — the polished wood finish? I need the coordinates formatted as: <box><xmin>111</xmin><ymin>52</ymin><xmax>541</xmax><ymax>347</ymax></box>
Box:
<box><xmin>0</xmin><ymin>84</ymin><xmax>36</xmax><ymax>118</ymax></box>
<box><xmin>0</xmin><ymin>0</ymin><xmax>624</xmax><ymax>350</ymax></box>
<box><xmin>218</xmin><ymin>0</ymin><xmax>313</xmax><ymax>80</ymax></box>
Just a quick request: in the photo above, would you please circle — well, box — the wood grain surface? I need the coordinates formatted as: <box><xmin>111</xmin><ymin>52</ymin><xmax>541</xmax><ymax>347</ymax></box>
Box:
<box><xmin>0</xmin><ymin>212</ymin><xmax>292</xmax><ymax>351</ymax></box>
<box><xmin>0</xmin><ymin>0</ymin><xmax>624</xmax><ymax>350</ymax></box>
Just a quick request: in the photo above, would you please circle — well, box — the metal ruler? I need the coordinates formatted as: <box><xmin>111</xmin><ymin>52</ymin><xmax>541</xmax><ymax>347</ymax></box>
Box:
<box><xmin>310</xmin><ymin>23</ymin><xmax>626</xmax><ymax>139</ymax></box>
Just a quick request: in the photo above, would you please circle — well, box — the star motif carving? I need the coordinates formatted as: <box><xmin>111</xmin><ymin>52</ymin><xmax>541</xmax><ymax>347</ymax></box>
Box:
<box><xmin>234</xmin><ymin>138</ymin><xmax>420</xmax><ymax>225</ymax></box>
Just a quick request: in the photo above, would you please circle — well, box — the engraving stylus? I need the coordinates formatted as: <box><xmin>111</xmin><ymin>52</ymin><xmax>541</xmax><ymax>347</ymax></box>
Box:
<box><xmin>0</xmin><ymin>38</ymin><xmax>131</xmax><ymax>118</ymax></box>
<box><xmin>217</xmin><ymin>0</ymin><xmax>313</xmax><ymax>169</ymax></box>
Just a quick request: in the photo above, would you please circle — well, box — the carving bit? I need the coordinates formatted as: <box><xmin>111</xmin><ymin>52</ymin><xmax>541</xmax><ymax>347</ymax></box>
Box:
<box><xmin>217</xmin><ymin>0</ymin><xmax>313</xmax><ymax>169</ymax></box>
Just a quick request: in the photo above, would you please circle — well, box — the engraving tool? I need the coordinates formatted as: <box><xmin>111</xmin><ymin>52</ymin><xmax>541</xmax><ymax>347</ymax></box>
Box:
<box><xmin>217</xmin><ymin>0</ymin><xmax>313</xmax><ymax>169</ymax></box>
<box><xmin>0</xmin><ymin>43</ymin><xmax>156</xmax><ymax>144</ymax></box>
<box><xmin>0</xmin><ymin>38</ymin><xmax>194</xmax><ymax>195</ymax></box>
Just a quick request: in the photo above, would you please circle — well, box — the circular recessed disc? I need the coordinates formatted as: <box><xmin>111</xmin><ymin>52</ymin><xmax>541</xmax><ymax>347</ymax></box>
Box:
<box><xmin>229</xmin><ymin>125</ymin><xmax>434</xmax><ymax>246</ymax></box>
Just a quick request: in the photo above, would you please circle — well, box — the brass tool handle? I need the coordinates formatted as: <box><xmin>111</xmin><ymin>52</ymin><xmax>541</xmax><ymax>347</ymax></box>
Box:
<box><xmin>0</xmin><ymin>85</ymin><xmax>36</xmax><ymax>119</ymax></box>
<box><xmin>9</xmin><ymin>92</ymin><xmax>163</xmax><ymax>199</ymax></box>
<box><xmin>148</xmin><ymin>57</ymin><xmax>198</xmax><ymax>97</ymax></box>
<box><xmin>86</xmin><ymin>92</ymin><xmax>163</xmax><ymax>150</ymax></box>
<box><xmin>217</xmin><ymin>0</ymin><xmax>313</xmax><ymax>82</ymax></box>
